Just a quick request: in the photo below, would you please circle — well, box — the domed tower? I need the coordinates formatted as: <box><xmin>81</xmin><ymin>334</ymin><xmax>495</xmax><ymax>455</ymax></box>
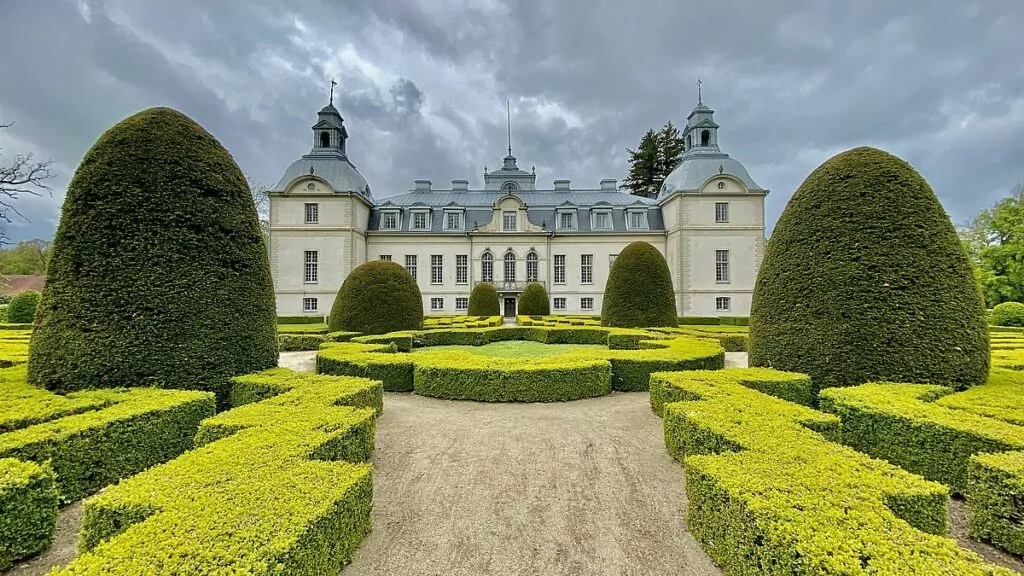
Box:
<box><xmin>658</xmin><ymin>90</ymin><xmax>769</xmax><ymax>318</ymax></box>
<box><xmin>267</xmin><ymin>85</ymin><xmax>375</xmax><ymax>317</ymax></box>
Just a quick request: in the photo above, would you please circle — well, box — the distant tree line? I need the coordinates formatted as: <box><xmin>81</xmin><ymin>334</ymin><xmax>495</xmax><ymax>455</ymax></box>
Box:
<box><xmin>959</xmin><ymin>182</ymin><xmax>1024</xmax><ymax>307</ymax></box>
<box><xmin>0</xmin><ymin>238</ymin><xmax>50</xmax><ymax>275</ymax></box>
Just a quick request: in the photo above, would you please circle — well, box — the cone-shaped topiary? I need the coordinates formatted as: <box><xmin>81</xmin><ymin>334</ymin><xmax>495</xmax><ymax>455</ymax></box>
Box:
<box><xmin>601</xmin><ymin>241</ymin><xmax>678</xmax><ymax>327</ymax></box>
<box><xmin>7</xmin><ymin>290</ymin><xmax>41</xmax><ymax>323</ymax></box>
<box><xmin>749</xmin><ymin>146</ymin><xmax>989</xmax><ymax>390</ymax></box>
<box><xmin>329</xmin><ymin>260</ymin><xmax>423</xmax><ymax>334</ymax></box>
<box><xmin>468</xmin><ymin>282</ymin><xmax>500</xmax><ymax>316</ymax></box>
<box><xmin>518</xmin><ymin>282</ymin><xmax>550</xmax><ymax>316</ymax></box>
<box><xmin>28</xmin><ymin>107</ymin><xmax>278</xmax><ymax>402</ymax></box>
<box><xmin>990</xmin><ymin>302</ymin><xmax>1024</xmax><ymax>327</ymax></box>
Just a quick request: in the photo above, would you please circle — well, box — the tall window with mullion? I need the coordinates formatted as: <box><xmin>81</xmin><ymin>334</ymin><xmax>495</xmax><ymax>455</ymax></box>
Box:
<box><xmin>304</xmin><ymin>203</ymin><xmax>319</xmax><ymax>224</ymax></box>
<box><xmin>431</xmin><ymin>255</ymin><xmax>443</xmax><ymax>285</ymax></box>
<box><xmin>405</xmin><ymin>255</ymin><xmax>417</xmax><ymax>280</ymax></box>
<box><xmin>481</xmin><ymin>251</ymin><xmax>494</xmax><ymax>282</ymax></box>
<box><xmin>503</xmin><ymin>211</ymin><xmax>517</xmax><ymax>231</ymax></box>
<box><xmin>504</xmin><ymin>251</ymin><xmax>516</xmax><ymax>282</ymax></box>
<box><xmin>554</xmin><ymin>254</ymin><xmax>566</xmax><ymax>284</ymax></box>
<box><xmin>456</xmin><ymin>254</ymin><xmax>468</xmax><ymax>284</ymax></box>
<box><xmin>303</xmin><ymin>250</ymin><xmax>318</xmax><ymax>283</ymax></box>
<box><xmin>526</xmin><ymin>251</ymin><xmax>539</xmax><ymax>282</ymax></box>
<box><xmin>580</xmin><ymin>254</ymin><xmax>593</xmax><ymax>284</ymax></box>
<box><xmin>715</xmin><ymin>202</ymin><xmax>729</xmax><ymax>223</ymax></box>
<box><xmin>715</xmin><ymin>249</ymin><xmax>730</xmax><ymax>283</ymax></box>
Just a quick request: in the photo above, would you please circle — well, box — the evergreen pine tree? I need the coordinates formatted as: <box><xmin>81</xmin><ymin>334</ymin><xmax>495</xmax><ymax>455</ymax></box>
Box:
<box><xmin>622</xmin><ymin>122</ymin><xmax>686</xmax><ymax>198</ymax></box>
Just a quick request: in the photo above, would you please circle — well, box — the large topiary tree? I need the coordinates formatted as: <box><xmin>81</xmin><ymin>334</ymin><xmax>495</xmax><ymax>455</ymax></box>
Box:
<box><xmin>601</xmin><ymin>241</ymin><xmax>678</xmax><ymax>327</ymax></box>
<box><xmin>749</xmin><ymin>146</ymin><xmax>989</xmax><ymax>391</ymax></box>
<box><xmin>518</xmin><ymin>282</ymin><xmax>550</xmax><ymax>316</ymax></box>
<box><xmin>329</xmin><ymin>260</ymin><xmax>423</xmax><ymax>334</ymax></box>
<box><xmin>468</xmin><ymin>282</ymin><xmax>500</xmax><ymax>316</ymax></box>
<box><xmin>7</xmin><ymin>290</ymin><xmax>41</xmax><ymax>323</ymax></box>
<box><xmin>28</xmin><ymin>107</ymin><xmax>278</xmax><ymax>402</ymax></box>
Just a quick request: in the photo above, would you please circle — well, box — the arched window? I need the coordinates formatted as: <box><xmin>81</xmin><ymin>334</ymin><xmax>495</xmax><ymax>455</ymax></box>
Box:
<box><xmin>686</xmin><ymin>134</ymin><xmax>692</xmax><ymax>149</ymax></box>
<box><xmin>320</xmin><ymin>132</ymin><xmax>331</xmax><ymax>148</ymax></box>
<box><xmin>501</xmin><ymin>181</ymin><xmax>519</xmax><ymax>194</ymax></box>
<box><xmin>526</xmin><ymin>251</ymin><xmax>538</xmax><ymax>282</ymax></box>
<box><xmin>701</xmin><ymin>130</ymin><xmax>710</xmax><ymax>147</ymax></box>
<box><xmin>481</xmin><ymin>251</ymin><xmax>494</xmax><ymax>283</ymax></box>
<box><xmin>504</xmin><ymin>251</ymin><xmax>516</xmax><ymax>283</ymax></box>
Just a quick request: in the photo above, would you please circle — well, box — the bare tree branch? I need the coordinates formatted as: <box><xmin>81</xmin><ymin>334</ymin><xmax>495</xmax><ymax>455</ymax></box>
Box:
<box><xmin>0</xmin><ymin>121</ymin><xmax>56</xmax><ymax>237</ymax></box>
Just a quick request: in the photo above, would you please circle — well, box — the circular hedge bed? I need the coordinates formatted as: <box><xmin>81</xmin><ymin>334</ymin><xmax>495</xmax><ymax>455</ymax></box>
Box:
<box><xmin>315</xmin><ymin>325</ymin><xmax>723</xmax><ymax>402</ymax></box>
<box><xmin>329</xmin><ymin>260</ymin><xmax>423</xmax><ymax>334</ymax></box>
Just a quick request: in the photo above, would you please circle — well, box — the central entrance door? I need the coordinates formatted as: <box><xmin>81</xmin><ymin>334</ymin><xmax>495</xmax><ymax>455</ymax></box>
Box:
<box><xmin>503</xmin><ymin>297</ymin><xmax>517</xmax><ymax>318</ymax></box>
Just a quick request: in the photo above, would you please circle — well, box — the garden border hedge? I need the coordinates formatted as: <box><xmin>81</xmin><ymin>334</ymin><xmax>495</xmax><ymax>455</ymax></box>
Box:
<box><xmin>967</xmin><ymin>451</ymin><xmax>1024</xmax><ymax>556</ymax></box>
<box><xmin>0</xmin><ymin>458</ymin><xmax>58</xmax><ymax>571</ymax></box>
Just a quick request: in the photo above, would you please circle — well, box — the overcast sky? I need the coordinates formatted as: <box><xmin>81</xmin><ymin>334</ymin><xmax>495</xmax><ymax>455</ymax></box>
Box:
<box><xmin>1</xmin><ymin>0</ymin><xmax>1022</xmax><ymax>243</ymax></box>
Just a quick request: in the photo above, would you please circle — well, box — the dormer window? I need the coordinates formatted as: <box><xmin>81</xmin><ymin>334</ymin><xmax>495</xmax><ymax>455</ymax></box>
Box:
<box><xmin>503</xmin><ymin>211</ymin><xmax>517</xmax><ymax>231</ymax></box>
<box><xmin>381</xmin><ymin>210</ymin><xmax>401</xmax><ymax>231</ymax></box>
<box><xmin>411</xmin><ymin>210</ymin><xmax>430</xmax><ymax>231</ymax></box>
<box><xmin>626</xmin><ymin>209</ymin><xmax>649</xmax><ymax>230</ymax></box>
<box><xmin>444</xmin><ymin>210</ymin><xmax>464</xmax><ymax>231</ymax></box>
<box><xmin>557</xmin><ymin>210</ymin><xmax>577</xmax><ymax>231</ymax></box>
<box><xmin>592</xmin><ymin>209</ymin><xmax>612</xmax><ymax>231</ymax></box>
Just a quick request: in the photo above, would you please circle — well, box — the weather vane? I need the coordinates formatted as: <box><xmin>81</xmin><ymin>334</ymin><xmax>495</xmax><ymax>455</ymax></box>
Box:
<box><xmin>330</xmin><ymin>78</ymin><xmax>338</xmax><ymax>105</ymax></box>
<box><xmin>697</xmin><ymin>77</ymin><xmax>703</xmax><ymax>105</ymax></box>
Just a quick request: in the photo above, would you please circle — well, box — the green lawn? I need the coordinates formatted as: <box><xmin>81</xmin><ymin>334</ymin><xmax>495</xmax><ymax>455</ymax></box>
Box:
<box><xmin>413</xmin><ymin>341</ymin><xmax>605</xmax><ymax>358</ymax></box>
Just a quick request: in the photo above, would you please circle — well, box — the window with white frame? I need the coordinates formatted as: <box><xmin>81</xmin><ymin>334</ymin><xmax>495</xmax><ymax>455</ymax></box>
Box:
<box><xmin>431</xmin><ymin>255</ymin><xmax>443</xmax><ymax>284</ymax></box>
<box><xmin>445</xmin><ymin>211</ymin><xmax>463</xmax><ymax>231</ymax></box>
<box><xmin>302</xmin><ymin>297</ymin><xmax>318</xmax><ymax>312</ymax></box>
<box><xmin>503</xmin><ymin>211</ymin><xmax>517</xmax><ymax>231</ymax></box>
<box><xmin>303</xmin><ymin>251</ymin><xmax>318</xmax><ymax>284</ymax></box>
<box><xmin>715</xmin><ymin>202</ymin><xmax>729</xmax><ymax>223</ymax></box>
<box><xmin>553</xmin><ymin>297</ymin><xmax>567</xmax><ymax>311</ymax></box>
<box><xmin>581</xmin><ymin>297</ymin><xmax>594</xmax><ymax>311</ymax></box>
<box><xmin>526</xmin><ymin>251</ymin><xmax>538</xmax><ymax>282</ymax></box>
<box><xmin>379</xmin><ymin>254</ymin><xmax>392</xmax><ymax>262</ymax></box>
<box><xmin>431</xmin><ymin>297</ymin><xmax>444</xmax><ymax>311</ymax></box>
<box><xmin>456</xmin><ymin>297</ymin><xmax>468</xmax><ymax>311</ymax></box>
<box><xmin>382</xmin><ymin>211</ymin><xmax>399</xmax><ymax>230</ymax></box>
<box><xmin>715</xmin><ymin>250</ymin><xmax>730</xmax><ymax>283</ymax></box>
<box><xmin>456</xmin><ymin>254</ymin><xmax>468</xmax><ymax>284</ymax></box>
<box><xmin>716</xmin><ymin>296</ymin><xmax>731</xmax><ymax>312</ymax></box>
<box><xmin>304</xmin><ymin>203</ymin><xmax>319</xmax><ymax>224</ymax></box>
<box><xmin>504</xmin><ymin>251</ymin><xmax>516</xmax><ymax>282</ymax></box>
<box><xmin>627</xmin><ymin>209</ymin><xmax>648</xmax><ymax>230</ymax></box>
<box><xmin>554</xmin><ymin>254</ymin><xmax>566</xmax><ymax>284</ymax></box>
<box><xmin>482</xmin><ymin>252</ymin><xmax>494</xmax><ymax>282</ymax></box>
<box><xmin>609</xmin><ymin>254</ymin><xmax>618</xmax><ymax>267</ymax></box>
<box><xmin>592</xmin><ymin>210</ymin><xmax>612</xmax><ymax>230</ymax></box>
<box><xmin>405</xmin><ymin>255</ymin><xmax>417</xmax><ymax>280</ymax></box>
<box><xmin>412</xmin><ymin>211</ymin><xmax>429</xmax><ymax>231</ymax></box>
<box><xmin>581</xmin><ymin>254</ymin><xmax>593</xmax><ymax>284</ymax></box>
<box><xmin>557</xmin><ymin>211</ymin><xmax>576</xmax><ymax>230</ymax></box>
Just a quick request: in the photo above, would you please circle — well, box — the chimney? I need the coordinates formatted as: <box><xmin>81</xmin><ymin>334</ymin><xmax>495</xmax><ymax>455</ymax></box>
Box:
<box><xmin>553</xmin><ymin>179</ymin><xmax>571</xmax><ymax>191</ymax></box>
<box><xmin>452</xmin><ymin>179</ymin><xmax>469</xmax><ymax>191</ymax></box>
<box><xmin>414</xmin><ymin>179</ymin><xmax>432</xmax><ymax>192</ymax></box>
<box><xmin>600</xmin><ymin>178</ymin><xmax>617</xmax><ymax>192</ymax></box>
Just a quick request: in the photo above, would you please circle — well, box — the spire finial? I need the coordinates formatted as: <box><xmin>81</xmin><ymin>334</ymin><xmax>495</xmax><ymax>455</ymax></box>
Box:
<box><xmin>330</xmin><ymin>78</ymin><xmax>338</xmax><ymax>106</ymax></box>
<box><xmin>506</xmin><ymin>100</ymin><xmax>512</xmax><ymax>156</ymax></box>
<box><xmin>697</xmin><ymin>77</ymin><xmax>703</xmax><ymax>105</ymax></box>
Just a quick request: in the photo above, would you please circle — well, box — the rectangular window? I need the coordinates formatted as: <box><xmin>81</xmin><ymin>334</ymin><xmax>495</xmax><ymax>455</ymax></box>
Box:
<box><xmin>594</xmin><ymin>211</ymin><xmax>611</xmax><ymax>230</ymax></box>
<box><xmin>581</xmin><ymin>254</ymin><xmax>593</xmax><ymax>284</ymax></box>
<box><xmin>304</xmin><ymin>203</ymin><xmax>319</xmax><ymax>224</ymax></box>
<box><xmin>446</xmin><ymin>212</ymin><xmax>462</xmax><ymax>230</ymax></box>
<box><xmin>628</xmin><ymin>210</ymin><xmax>648</xmax><ymax>229</ymax></box>
<box><xmin>716</xmin><ymin>250</ymin><xmax>730</xmax><ymax>283</ymax></box>
<box><xmin>554</xmin><ymin>254</ymin><xmax>566</xmax><ymax>284</ymax></box>
<box><xmin>553</xmin><ymin>297</ymin><xmax>566</xmax><ymax>311</ymax></box>
<box><xmin>431</xmin><ymin>297</ymin><xmax>444</xmax><ymax>311</ymax></box>
<box><xmin>303</xmin><ymin>251</ymin><xmax>318</xmax><ymax>284</ymax></box>
<box><xmin>456</xmin><ymin>255</ymin><xmax>468</xmax><ymax>284</ymax></box>
<box><xmin>503</xmin><ymin>211</ymin><xmax>517</xmax><ymax>231</ymax></box>
<box><xmin>456</xmin><ymin>297</ymin><xmax>468</xmax><ymax>311</ymax></box>
<box><xmin>379</xmin><ymin>254</ymin><xmax>392</xmax><ymax>262</ymax></box>
<box><xmin>716</xmin><ymin>296</ymin><xmax>731</xmax><ymax>312</ymax></box>
<box><xmin>302</xmin><ymin>297</ymin><xmax>318</xmax><ymax>312</ymax></box>
<box><xmin>715</xmin><ymin>202</ymin><xmax>729</xmax><ymax>223</ymax></box>
<box><xmin>609</xmin><ymin>254</ymin><xmax>618</xmax><ymax>267</ymax></box>
<box><xmin>526</xmin><ymin>255</ymin><xmax>538</xmax><ymax>282</ymax></box>
<box><xmin>382</xmin><ymin>212</ymin><xmax>398</xmax><ymax>230</ymax></box>
<box><xmin>405</xmin><ymin>255</ymin><xmax>417</xmax><ymax>280</ymax></box>
<box><xmin>431</xmin><ymin>255</ymin><xmax>443</xmax><ymax>285</ymax></box>
<box><xmin>558</xmin><ymin>212</ymin><xmax>575</xmax><ymax>230</ymax></box>
<box><xmin>412</xmin><ymin>211</ymin><xmax>428</xmax><ymax>231</ymax></box>
<box><xmin>581</xmin><ymin>297</ymin><xmax>594</xmax><ymax>311</ymax></box>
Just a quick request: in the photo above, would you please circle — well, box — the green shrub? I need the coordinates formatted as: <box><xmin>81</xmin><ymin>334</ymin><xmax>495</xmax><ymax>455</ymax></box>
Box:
<box><xmin>6</xmin><ymin>290</ymin><xmax>40</xmax><ymax>324</ymax></box>
<box><xmin>28</xmin><ymin>108</ymin><xmax>278</xmax><ymax>404</ymax></box>
<box><xmin>649</xmin><ymin>368</ymin><xmax>813</xmax><ymax>416</ymax></box>
<box><xmin>59</xmin><ymin>369</ymin><xmax>379</xmax><ymax>575</ymax></box>
<box><xmin>277</xmin><ymin>333</ymin><xmax>326</xmax><ymax>351</ymax></box>
<box><xmin>749</xmin><ymin>146</ymin><xmax>989</xmax><ymax>390</ymax></box>
<box><xmin>0</xmin><ymin>458</ymin><xmax>58</xmax><ymax>570</ymax></box>
<box><xmin>329</xmin><ymin>260</ymin><xmax>423</xmax><ymax>335</ymax></box>
<box><xmin>602</xmin><ymin>241</ymin><xmax>677</xmax><ymax>328</ymax></box>
<box><xmin>0</xmin><ymin>304</ymin><xmax>7</xmax><ymax>323</ymax></box>
<box><xmin>990</xmin><ymin>301</ymin><xmax>1024</xmax><ymax>327</ymax></box>
<box><xmin>678</xmin><ymin>316</ymin><xmax>719</xmax><ymax>325</ymax></box>
<box><xmin>277</xmin><ymin>315</ymin><xmax>326</xmax><ymax>324</ymax></box>
<box><xmin>967</xmin><ymin>451</ymin><xmax>1024</xmax><ymax>555</ymax></box>
<box><xmin>468</xmin><ymin>283</ymin><xmax>500</xmax><ymax>316</ymax></box>
<box><xmin>657</xmin><ymin>369</ymin><xmax>1014</xmax><ymax>575</ymax></box>
<box><xmin>518</xmin><ymin>283</ymin><xmax>550</xmax><ymax>316</ymax></box>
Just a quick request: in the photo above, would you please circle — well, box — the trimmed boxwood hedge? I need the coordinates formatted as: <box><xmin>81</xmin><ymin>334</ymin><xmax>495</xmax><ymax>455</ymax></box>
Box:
<box><xmin>749</xmin><ymin>146</ymin><xmax>989</xmax><ymax>391</ymax></box>
<box><xmin>990</xmin><ymin>301</ymin><xmax>1024</xmax><ymax>327</ymax></box>
<box><xmin>0</xmin><ymin>458</ymin><xmax>58</xmax><ymax>571</ymax></box>
<box><xmin>518</xmin><ymin>283</ymin><xmax>550</xmax><ymax>316</ymax></box>
<box><xmin>967</xmin><ymin>451</ymin><xmax>1024</xmax><ymax>555</ymax></box>
<box><xmin>28</xmin><ymin>107</ymin><xmax>278</xmax><ymax>404</ymax></box>
<box><xmin>57</xmin><ymin>369</ymin><xmax>380</xmax><ymax>575</ymax></box>
<box><xmin>656</xmin><ymin>369</ymin><xmax>1015</xmax><ymax>575</ymax></box>
<box><xmin>6</xmin><ymin>290</ymin><xmax>40</xmax><ymax>324</ymax></box>
<box><xmin>468</xmin><ymin>283</ymin><xmax>500</xmax><ymax>316</ymax></box>
<box><xmin>602</xmin><ymin>241</ymin><xmax>678</xmax><ymax>328</ymax></box>
<box><xmin>329</xmin><ymin>260</ymin><xmax>423</xmax><ymax>335</ymax></box>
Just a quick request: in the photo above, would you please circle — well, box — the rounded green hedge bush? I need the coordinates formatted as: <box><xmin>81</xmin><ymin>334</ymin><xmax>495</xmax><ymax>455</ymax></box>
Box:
<box><xmin>28</xmin><ymin>107</ymin><xmax>278</xmax><ymax>402</ymax></box>
<box><xmin>468</xmin><ymin>283</ymin><xmax>500</xmax><ymax>316</ymax></box>
<box><xmin>749</xmin><ymin>146</ymin><xmax>989</xmax><ymax>390</ymax></box>
<box><xmin>7</xmin><ymin>290</ymin><xmax>41</xmax><ymax>323</ymax></box>
<box><xmin>990</xmin><ymin>302</ymin><xmax>1024</xmax><ymax>327</ymax></box>
<box><xmin>329</xmin><ymin>260</ymin><xmax>423</xmax><ymax>334</ymax></box>
<box><xmin>518</xmin><ymin>282</ymin><xmax>550</xmax><ymax>316</ymax></box>
<box><xmin>601</xmin><ymin>241</ymin><xmax>678</xmax><ymax>328</ymax></box>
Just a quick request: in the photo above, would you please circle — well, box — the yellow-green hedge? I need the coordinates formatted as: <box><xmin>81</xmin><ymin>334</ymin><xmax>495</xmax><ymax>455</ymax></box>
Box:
<box><xmin>967</xmin><ymin>451</ymin><xmax>1024</xmax><ymax>556</ymax></box>
<box><xmin>278</xmin><ymin>333</ymin><xmax>327</xmax><ymax>351</ymax></box>
<box><xmin>649</xmin><ymin>367</ymin><xmax>813</xmax><ymax>416</ymax></box>
<box><xmin>657</xmin><ymin>369</ymin><xmax>1013</xmax><ymax>575</ymax></box>
<box><xmin>0</xmin><ymin>458</ymin><xmax>58</xmax><ymax>570</ymax></box>
<box><xmin>56</xmin><ymin>369</ymin><xmax>380</xmax><ymax>575</ymax></box>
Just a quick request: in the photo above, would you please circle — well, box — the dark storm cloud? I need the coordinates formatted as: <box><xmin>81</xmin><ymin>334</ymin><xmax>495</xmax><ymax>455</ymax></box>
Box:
<box><xmin>1</xmin><ymin>0</ymin><xmax>1023</xmax><ymax>242</ymax></box>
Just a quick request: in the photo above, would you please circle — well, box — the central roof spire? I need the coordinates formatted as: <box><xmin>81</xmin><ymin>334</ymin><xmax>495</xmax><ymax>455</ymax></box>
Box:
<box><xmin>697</xmin><ymin>77</ymin><xmax>703</xmax><ymax>105</ymax></box>
<box><xmin>507</xmin><ymin>99</ymin><xmax>512</xmax><ymax>156</ymax></box>
<box><xmin>330</xmin><ymin>78</ymin><xmax>337</xmax><ymax>106</ymax></box>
